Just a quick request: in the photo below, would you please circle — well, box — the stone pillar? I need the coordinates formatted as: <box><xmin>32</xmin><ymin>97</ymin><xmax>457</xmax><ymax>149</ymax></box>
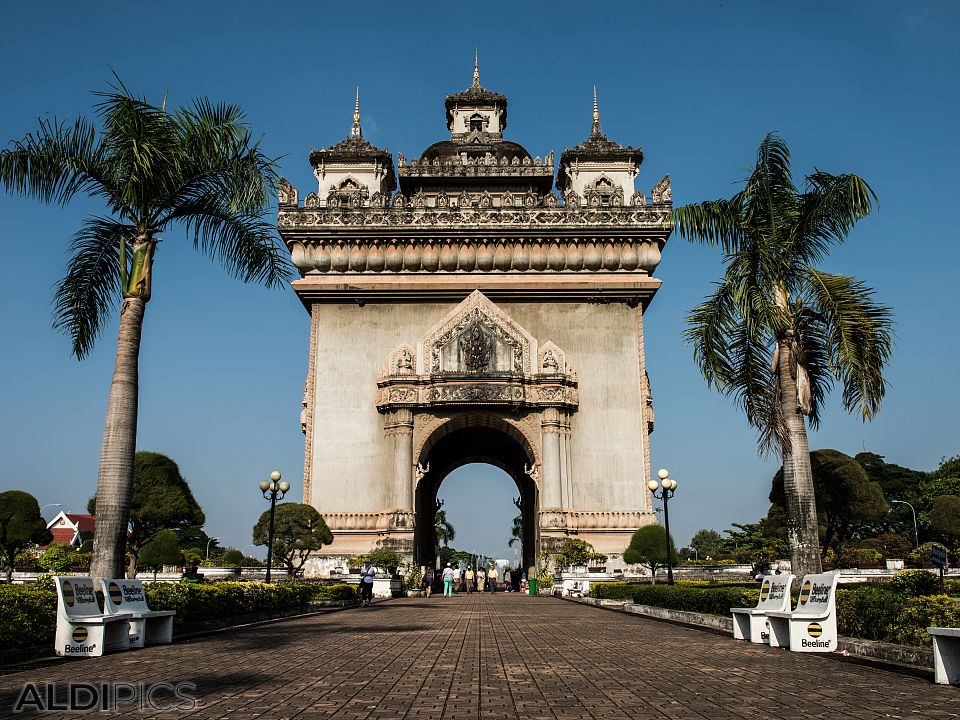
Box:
<box><xmin>540</xmin><ymin>408</ymin><xmax>563</xmax><ymax>509</ymax></box>
<box><xmin>559</xmin><ymin>411</ymin><xmax>573</xmax><ymax>509</ymax></box>
<box><xmin>385</xmin><ymin>409</ymin><xmax>414</xmax><ymax>510</ymax></box>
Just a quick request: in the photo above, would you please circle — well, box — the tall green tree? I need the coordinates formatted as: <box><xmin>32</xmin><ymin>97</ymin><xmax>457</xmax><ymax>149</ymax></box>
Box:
<box><xmin>673</xmin><ymin>133</ymin><xmax>894</xmax><ymax>577</ymax></box>
<box><xmin>89</xmin><ymin>451</ymin><xmax>204</xmax><ymax>578</ymax></box>
<box><xmin>931</xmin><ymin>496</ymin><xmax>960</xmax><ymax>545</ymax></box>
<box><xmin>623</xmin><ymin>525</ymin><xmax>675</xmax><ymax>583</ymax></box>
<box><xmin>253</xmin><ymin>503</ymin><xmax>333</xmax><ymax>578</ymax></box>
<box><xmin>136</xmin><ymin>529</ymin><xmax>183</xmax><ymax>578</ymax></box>
<box><xmin>689</xmin><ymin>529</ymin><xmax>724</xmax><ymax>560</ymax></box>
<box><xmin>769</xmin><ymin>449</ymin><xmax>888</xmax><ymax>559</ymax></box>
<box><xmin>0</xmin><ymin>491</ymin><xmax>51</xmax><ymax>583</ymax></box>
<box><xmin>0</xmin><ymin>80</ymin><xmax>290</xmax><ymax>582</ymax></box>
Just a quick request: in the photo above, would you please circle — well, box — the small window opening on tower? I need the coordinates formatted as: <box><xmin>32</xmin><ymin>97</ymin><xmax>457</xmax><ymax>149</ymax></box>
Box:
<box><xmin>469</xmin><ymin>113</ymin><xmax>484</xmax><ymax>132</ymax></box>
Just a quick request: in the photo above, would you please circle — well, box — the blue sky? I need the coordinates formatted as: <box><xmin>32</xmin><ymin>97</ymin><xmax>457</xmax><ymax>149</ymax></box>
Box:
<box><xmin>1</xmin><ymin>1</ymin><xmax>957</xmax><ymax>561</ymax></box>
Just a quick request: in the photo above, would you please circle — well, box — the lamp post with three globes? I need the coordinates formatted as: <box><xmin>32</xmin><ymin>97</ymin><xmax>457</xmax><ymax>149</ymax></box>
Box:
<box><xmin>259</xmin><ymin>470</ymin><xmax>289</xmax><ymax>582</ymax></box>
<box><xmin>647</xmin><ymin>468</ymin><xmax>678</xmax><ymax>585</ymax></box>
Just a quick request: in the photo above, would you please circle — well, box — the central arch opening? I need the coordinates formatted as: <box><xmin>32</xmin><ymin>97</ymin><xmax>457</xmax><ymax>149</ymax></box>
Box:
<box><xmin>414</xmin><ymin>417</ymin><xmax>538</xmax><ymax>573</ymax></box>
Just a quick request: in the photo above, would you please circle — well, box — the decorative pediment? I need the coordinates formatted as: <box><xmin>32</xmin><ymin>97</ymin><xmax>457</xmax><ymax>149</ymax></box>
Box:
<box><xmin>376</xmin><ymin>291</ymin><xmax>577</xmax><ymax>412</ymax></box>
<box><xmin>422</xmin><ymin>290</ymin><xmax>534</xmax><ymax>375</ymax></box>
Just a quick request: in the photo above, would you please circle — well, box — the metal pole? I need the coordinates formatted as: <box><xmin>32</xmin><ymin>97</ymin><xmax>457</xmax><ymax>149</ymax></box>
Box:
<box><xmin>663</xmin><ymin>490</ymin><xmax>674</xmax><ymax>585</ymax></box>
<box><xmin>893</xmin><ymin>500</ymin><xmax>919</xmax><ymax>548</ymax></box>
<box><xmin>265</xmin><ymin>489</ymin><xmax>277</xmax><ymax>583</ymax></box>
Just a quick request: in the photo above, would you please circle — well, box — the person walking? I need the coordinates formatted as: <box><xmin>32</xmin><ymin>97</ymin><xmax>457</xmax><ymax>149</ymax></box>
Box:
<box><xmin>477</xmin><ymin>567</ymin><xmax>485</xmax><ymax>593</ymax></box>
<box><xmin>360</xmin><ymin>560</ymin><xmax>375</xmax><ymax>606</ymax></box>
<box><xmin>503</xmin><ymin>568</ymin><xmax>512</xmax><ymax>592</ymax></box>
<box><xmin>487</xmin><ymin>565</ymin><xmax>498</xmax><ymax>593</ymax></box>
<box><xmin>465</xmin><ymin>567</ymin><xmax>475</xmax><ymax>593</ymax></box>
<box><xmin>421</xmin><ymin>568</ymin><xmax>433</xmax><ymax>598</ymax></box>
<box><xmin>442</xmin><ymin>563</ymin><xmax>455</xmax><ymax>597</ymax></box>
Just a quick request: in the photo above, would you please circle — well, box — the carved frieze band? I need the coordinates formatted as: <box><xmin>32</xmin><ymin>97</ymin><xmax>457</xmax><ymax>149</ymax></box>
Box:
<box><xmin>288</xmin><ymin>236</ymin><xmax>664</xmax><ymax>275</ymax></box>
<box><xmin>377</xmin><ymin>380</ymin><xmax>578</xmax><ymax>410</ymax></box>
<box><xmin>322</xmin><ymin>510</ymin><xmax>416</xmax><ymax>532</ymax></box>
<box><xmin>538</xmin><ymin>510</ymin><xmax>654</xmax><ymax>531</ymax></box>
<box><xmin>279</xmin><ymin>204</ymin><xmax>670</xmax><ymax>229</ymax></box>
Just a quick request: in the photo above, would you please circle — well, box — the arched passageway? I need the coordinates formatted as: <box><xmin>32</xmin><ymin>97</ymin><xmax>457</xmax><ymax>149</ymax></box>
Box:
<box><xmin>414</xmin><ymin>417</ymin><xmax>538</xmax><ymax>571</ymax></box>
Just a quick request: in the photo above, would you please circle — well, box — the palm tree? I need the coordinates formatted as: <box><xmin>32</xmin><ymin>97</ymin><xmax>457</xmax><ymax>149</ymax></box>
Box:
<box><xmin>0</xmin><ymin>80</ymin><xmax>291</xmax><ymax>582</ymax></box>
<box><xmin>434</xmin><ymin>510</ymin><xmax>455</xmax><ymax>550</ymax></box>
<box><xmin>672</xmin><ymin>133</ymin><xmax>894</xmax><ymax>578</ymax></box>
<box><xmin>507</xmin><ymin>514</ymin><xmax>523</xmax><ymax>548</ymax></box>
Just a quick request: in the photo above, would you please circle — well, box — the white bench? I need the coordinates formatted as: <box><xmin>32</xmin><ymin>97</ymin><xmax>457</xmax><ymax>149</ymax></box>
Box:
<box><xmin>100</xmin><ymin>579</ymin><xmax>175</xmax><ymax>647</ymax></box>
<box><xmin>928</xmin><ymin>627</ymin><xmax>960</xmax><ymax>685</ymax></box>
<box><xmin>730</xmin><ymin>573</ymin><xmax>795</xmax><ymax>644</ymax></box>
<box><xmin>766</xmin><ymin>572</ymin><xmax>839</xmax><ymax>652</ymax></box>
<box><xmin>54</xmin><ymin>577</ymin><xmax>132</xmax><ymax>657</ymax></box>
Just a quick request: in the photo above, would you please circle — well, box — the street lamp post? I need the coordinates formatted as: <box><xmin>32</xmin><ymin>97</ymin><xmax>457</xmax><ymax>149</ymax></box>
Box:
<box><xmin>205</xmin><ymin>537</ymin><xmax>221</xmax><ymax>560</ymax></box>
<box><xmin>647</xmin><ymin>468</ymin><xmax>678</xmax><ymax>585</ymax></box>
<box><xmin>259</xmin><ymin>470</ymin><xmax>289</xmax><ymax>583</ymax></box>
<box><xmin>891</xmin><ymin>499</ymin><xmax>919</xmax><ymax>548</ymax></box>
<box><xmin>40</xmin><ymin>503</ymin><xmax>63</xmax><ymax>517</ymax></box>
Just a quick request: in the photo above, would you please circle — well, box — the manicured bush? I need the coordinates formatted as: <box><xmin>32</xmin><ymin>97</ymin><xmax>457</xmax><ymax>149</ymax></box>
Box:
<box><xmin>0</xmin><ymin>583</ymin><xmax>57</xmax><ymax>649</ymax></box>
<box><xmin>835</xmin><ymin>586</ymin><xmax>905</xmax><ymax>642</ymax></box>
<box><xmin>143</xmin><ymin>581</ymin><xmax>317</xmax><ymax>624</ymax></box>
<box><xmin>888</xmin><ymin>569</ymin><xmax>941</xmax><ymax>596</ymax></box>
<box><xmin>890</xmin><ymin>596</ymin><xmax>960</xmax><ymax>646</ymax></box>
<box><xmin>589</xmin><ymin>582</ymin><xmax>636</xmax><ymax>601</ymax></box>
<box><xmin>630</xmin><ymin>584</ymin><xmax>760</xmax><ymax>615</ymax></box>
<box><xmin>310</xmin><ymin>583</ymin><xmax>358</xmax><ymax>602</ymax></box>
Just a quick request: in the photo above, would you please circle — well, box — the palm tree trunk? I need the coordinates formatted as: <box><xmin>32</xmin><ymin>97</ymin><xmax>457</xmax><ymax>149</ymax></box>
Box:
<box><xmin>777</xmin><ymin>337</ymin><xmax>823</xmax><ymax>577</ymax></box>
<box><xmin>90</xmin><ymin>296</ymin><xmax>146</xmax><ymax>584</ymax></box>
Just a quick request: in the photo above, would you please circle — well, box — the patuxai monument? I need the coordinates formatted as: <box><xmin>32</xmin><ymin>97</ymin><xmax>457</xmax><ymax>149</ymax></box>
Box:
<box><xmin>277</xmin><ymin>61</ymin><xmax>673</xmax><ymax>575</ymax></box>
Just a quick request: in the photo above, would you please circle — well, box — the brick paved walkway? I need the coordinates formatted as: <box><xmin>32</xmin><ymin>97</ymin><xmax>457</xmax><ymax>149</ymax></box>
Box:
<box><xmin>1</xmin><ymin>593</ymin><xmax>956</xmax><ymax>719</ymax></box>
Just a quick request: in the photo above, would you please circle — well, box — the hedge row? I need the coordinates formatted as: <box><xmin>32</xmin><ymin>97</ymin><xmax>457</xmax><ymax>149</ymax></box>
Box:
<box><xmin>0</xmin><ymin>584</ymin><xmax>57</xmax><ymax>650</ymax></box>
<box><xmin>0</xmin><ymin>580</ymin><xmax>359</xmax><ymax>650</ymax></box>
<box><xmin>588</xmin><ymin>580</ymin><xmax>960</xmax><ymax>647</ymax></box>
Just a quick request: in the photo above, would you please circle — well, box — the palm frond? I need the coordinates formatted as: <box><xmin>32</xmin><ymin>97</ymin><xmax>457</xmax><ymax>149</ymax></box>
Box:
<box><xmin>755</xmin><ymin>374</ymin><xmax>789</xmax><ymax>457</ymax></box>
<box><xmin>672</xmin><ymin>198</ymin><xmax>746</xmax><ymax>251</ymax></box>
<box><xmin>167</xmin><ymin>195</ymin><xmax>292</xmax><ymax>287</ymax></box>
<box><xmin>52</xmin><ymin>217</ymin><xmax>132</xmax><ymax>358</ymax></box>
<box><xmin>0</xmin><ymin>116</ymin><xmax>115</xmax><ymax>207</ymax></box>
<box><xmin>683</xmin><ymin>283</ymin><xmax>738</xmax><ymax>389</ymax></box>
<box><xmin>794</xmin><ymin>171</ymin><xmax>878</xmax><ymax>265</ymax></box>
<box><xmin>94</xmin><ymin>85</ymin><xmax>180</xmax><ymax>218</ymax></box>
<box><xmin>792</xmin><ymin>304</ymin><xmax>832</xmax><ymax>426</ymax></box>
<box><xmin>802</xmin><ymin>268</ymin><xmax>894</xmax><ymax>419</ymax></box>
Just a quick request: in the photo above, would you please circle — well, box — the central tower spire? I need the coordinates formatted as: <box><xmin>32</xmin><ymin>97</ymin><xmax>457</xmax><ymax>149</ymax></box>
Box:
<box><xmin>472</xmin><ymin>48</ymin><xmax>480</xmax><ymax>88</ymax></box>
<box><xmin>350</xmin><ymin>87</ymin><xmax>362</xmax><ymax>138</ymax></box>
<box><xmin>591</xmin><ymin>86</ymin><xmax>603</xmax><ymax>137</ymax></box>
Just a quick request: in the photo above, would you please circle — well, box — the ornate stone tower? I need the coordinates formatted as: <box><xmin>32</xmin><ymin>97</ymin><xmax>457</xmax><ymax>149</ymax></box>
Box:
<box><xmin>278</xmin><ymin>68</ymin><xmax>672</xmax><ymax>574</ymax></box>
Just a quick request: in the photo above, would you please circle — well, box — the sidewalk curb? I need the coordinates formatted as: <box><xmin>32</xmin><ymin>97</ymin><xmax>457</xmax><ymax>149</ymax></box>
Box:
<box><xmin>565</xmin><ymin>596</ymin><xmax>935</xmax><ymax>677</ymax></box>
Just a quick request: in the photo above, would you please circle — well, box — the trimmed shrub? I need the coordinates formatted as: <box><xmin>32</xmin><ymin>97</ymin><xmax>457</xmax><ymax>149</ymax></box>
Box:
<box><xmin>836</xmin><ymin>586</ymin><xmax>905</xmax><ymax>642</ymax></box>
<box><xmin>890</xmin><ymin>596</ymin><xmax>960</xmax><ymax>647</ymax></box>
<box><xmin>590</xmin><ymin>582</ymin><xmax>636</xmax><ymax>601</ymax></box>
<box><xmin>0</xmin><ymin>583</ymin><xmax>57</xmax><ymax>649</ymax></box>
<box><xmin>888</xmin><ymin>569</ymin><xmax>941</xmax><ymax>597</ymax></box>
<box><xmin>310</xmin><ymin>583</ymin><xmax>358</xmax><ymax>602</ymax></box>
<box><xmin>630</xmin><ymin>584</ymin><xmax>760</xmax><ymax>615</ymax></box>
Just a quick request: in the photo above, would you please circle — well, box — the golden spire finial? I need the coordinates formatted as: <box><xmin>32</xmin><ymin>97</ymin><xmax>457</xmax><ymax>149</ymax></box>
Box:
<box><xmin>354</xmin><ymin>87</ymin><xmax>360</xmax><ymax>124</ymax></box>
<box><xmin>473</xmin><ymin>48</ymin><xmax>480</xmax><ymax>88</ymax></box>
<box><xmin>350</xmin><ymin>87</ymin><xmax>362</xmax><ymax>138</ymax></box>
<box><xmin>593</xmin><ymin>86</ymin><xmax>599</xmax><ymax>123</ymax></box>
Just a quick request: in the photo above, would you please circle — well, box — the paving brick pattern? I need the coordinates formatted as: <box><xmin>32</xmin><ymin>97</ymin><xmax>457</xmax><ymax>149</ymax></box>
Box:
<box><xmin>1</xmin><ymin>593</ymin><xmax>957</xmax><ymax>719</ymax></box>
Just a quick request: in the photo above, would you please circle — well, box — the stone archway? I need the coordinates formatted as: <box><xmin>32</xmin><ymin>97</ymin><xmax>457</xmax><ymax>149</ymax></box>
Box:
<box><xmin>414</xmin><ymin>415</ymin><xmax>539</xmax><ymax>572</ymax></box>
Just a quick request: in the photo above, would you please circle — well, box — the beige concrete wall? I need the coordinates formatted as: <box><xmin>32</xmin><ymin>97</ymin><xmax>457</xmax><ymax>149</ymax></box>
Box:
<box><xmin>308</xmin><ymin>299</ymin><xmax>649</xmax><ymax>517</ymax></box>
<box><xmin>498</xmin><ymin>302</ymin><xmax>648</xmax><ymax>512</ymax></box>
